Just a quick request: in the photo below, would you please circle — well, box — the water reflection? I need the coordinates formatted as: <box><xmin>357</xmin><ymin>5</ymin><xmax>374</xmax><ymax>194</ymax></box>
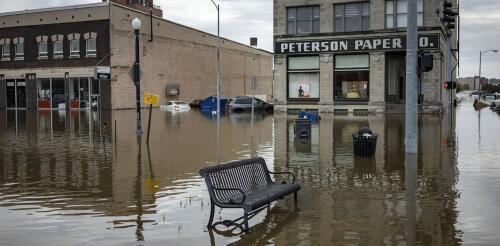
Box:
<box><xmin>0</xmin><ymin>105</ymin><xmax>498</xmax><ymax>245</ymax></box>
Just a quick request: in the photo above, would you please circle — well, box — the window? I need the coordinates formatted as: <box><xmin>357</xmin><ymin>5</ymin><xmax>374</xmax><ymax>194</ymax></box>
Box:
<box><xmin>334</xmin><ymin>54</ymin><xmax>370</xmax><ymax>100</ymax></box>
<box><xmin>1</xmin><ymin>39</ymin><xmax>10</xmax><ymax>61</ymax></box>
<box><xmin>287</xmin><ymin>6</ymin><xmax>320</xmax><ymax>34</ymax></box>
<box><xmin>15</xmin><ymin>43</ymin><xmax>24</xmax><ymax>60</ymax></box>
<box><xmin>70</xmin><ymin>39</ymin><xmax>80</xmax><ymax>57</ymax></box>
<box><xmin>84</xmin><ymin>32</ymin><xmax>98</xmax><ymax>57</ymax></box>
<box><xmin>12</xmin><ymin>37</ymin><xmax>24</xmax><ymax>60</ymax></box>
<box><xmin>54</xmin><ymin>40</ymin><xmax>63</xmax><ymax>58</ymax></box>
<box><xmin>334</xmin><ymin>2</ymin><xmax>370</xmax><ymax>32</ymax></box>
<box><xmin>86</xmin><ymin>39</ymin><xmax>96</xmax><ymax>57</ymax></box>
<box><xmin>386</xmin><ymin>0</ymin><xmax>423</xmax><ymax>28</ymax></box>
<box><xmin>288</xmin><ymin>56</ymin><xmax>320</xmax><ymax>99</ymax></box>
<box><xmin>38</xmin><ymin>42</ymin><xmax>48</xmax><ymax>59</ymax></box>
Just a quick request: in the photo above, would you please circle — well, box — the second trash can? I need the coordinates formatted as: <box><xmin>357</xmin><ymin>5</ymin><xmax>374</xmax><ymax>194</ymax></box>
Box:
<box><xmin>294</xmin><ymin>118</ymin><xmax>312</xmax><ymax>139</ymax></box>
<box><xmin>353</xmin><ymin>127</ymin><xmax>378</xmax><ymax>157</ymax></box>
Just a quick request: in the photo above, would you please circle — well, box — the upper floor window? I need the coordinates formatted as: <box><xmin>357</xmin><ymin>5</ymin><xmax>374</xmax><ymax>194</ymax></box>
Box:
<box><xmin>36</xmin><ymin>35</ymin><xmax>49</xmax><ymax>59</ymax></box>
<box><xmin>0</xmin><ymin>38</ymin><xmax>10</xmax><ymax>61</ymax></box>
<box><xmin>287</xmin><ymin>6</ymin><xmax>320</xmax><ymax>34</ymax></box>
<box><xmin>84</xmin><ymin>32</ymin><xmax>97</xmax><ymax>57</ymax></box>
<box><xmin>68</xmin><ymin>33</ymin><xmax>81</xmax><ymax>58</ymax></box>
<box><xmin>13</xmin><ymin>37</ymin><xmax>24</xmax><ymax>60</ymax></box>
<box><xmin>52</xmin><ymin>34</ymin><xmax>64</xmax><ymax>59</ymax></box>
<box><xmin>386</xmin><ymin>0</ymin><xmax>423</xmax><ymax>28</ymax></box>
<box><xmin>334</xmin><ymin>2</ymin><xmax>370</xmax><ymax>32</ymax></box>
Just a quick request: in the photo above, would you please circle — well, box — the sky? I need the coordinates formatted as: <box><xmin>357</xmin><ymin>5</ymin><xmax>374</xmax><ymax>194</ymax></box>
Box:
<box><xmin>2</xmin><ymin>0</ymin><xmax>500</xmax><ymax>79</ymax></box>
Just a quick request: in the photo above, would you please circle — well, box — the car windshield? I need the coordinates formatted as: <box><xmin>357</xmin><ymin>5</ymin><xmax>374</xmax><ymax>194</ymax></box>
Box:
<box><xmin>174</xmin><ymin>101</ymin><xmax>186</xmax><ymax>105</ymax></box>
<box><xmin>234</xmin><ymin>98</ymin><xmax>252</xmax><ymax>104</ymax></box>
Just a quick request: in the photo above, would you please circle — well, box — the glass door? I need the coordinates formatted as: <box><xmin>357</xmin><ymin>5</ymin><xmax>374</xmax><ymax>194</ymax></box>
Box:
<box><xmin>5</xmin><ymin>79</ymin><xmax>26</xmax><ymax>109</ymax></box>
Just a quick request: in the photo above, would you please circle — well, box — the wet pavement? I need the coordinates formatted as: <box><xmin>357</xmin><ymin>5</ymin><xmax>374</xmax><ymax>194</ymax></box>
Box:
<box><xmin>0</xmin><ymin>100</ymin><xmax>499</xmax><ymax>245</ymax></box>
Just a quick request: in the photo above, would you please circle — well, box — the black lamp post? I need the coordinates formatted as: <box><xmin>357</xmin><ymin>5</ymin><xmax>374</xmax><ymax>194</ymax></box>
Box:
<box><xmin>132</xmin><ymin>17</ymin><xmax>143</xmax><ymax>135</ymax></box>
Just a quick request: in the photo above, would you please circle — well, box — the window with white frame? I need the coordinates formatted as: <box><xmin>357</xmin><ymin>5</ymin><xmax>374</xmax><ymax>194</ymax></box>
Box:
<box><xmin>52</xmin><ymin>34</ymin><xmax>64</xmax><ymax>58</ymax></box>
<box><xmin>68</xmin><ymin>33</ymin><xmax>81</xmax><ymax>58</ymax></box>
<box><xmin>0</xmin><ymin>38</ymin><xmax>10</xmax><ymax>61</ymax></box>
<box><xmin>334</xmin><ymin>54</ymin><xmax>370</xmax><ymax>100</ymax></box>
<box><xmin>84</xmin><ymin>32</ymin><xmax>97</xmax><ymax>57</ymax></box>
<box><xmin>287</xmin><ymin>6</ymin><xmax>320</xmax><ymax>34</ymax></box>
<box><xmin>36</xmin><ymin>36</ymin><xmax>49</xmax><ymax>59</ymax></box>
<box><xmin>13</xmin><ymin>37</ymin><xmax>24</xmax><ymax>60</ymax></box>
<box><xmin>334</xmin><ymin>2</ymin><xmax>370</xmax><ymax>32</ymax></box>
<box><xmin>288</xmin><ymin>56</ymin><xmax>320</xmax><ymax>99</ymax></box>
<box><xmin>385</xmin><ymin>0</ymin><xmax>423</xmax><ymax>28</ymax></box>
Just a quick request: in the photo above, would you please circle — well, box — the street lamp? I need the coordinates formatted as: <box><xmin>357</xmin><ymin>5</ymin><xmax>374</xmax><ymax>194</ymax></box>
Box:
<box><xmin>210</xmin><ymin>0</ymin><xmax>221</xmax><ymax>161</ymax></box>
<box><xmin>478</xmin><ymin>49</ymin><xmax>498</xmax><ymax>98</ymax></box>
<box><xmin>132</xmin><ymin>17</ymin><xmax>143</xmax><ymax>135</ymax></box>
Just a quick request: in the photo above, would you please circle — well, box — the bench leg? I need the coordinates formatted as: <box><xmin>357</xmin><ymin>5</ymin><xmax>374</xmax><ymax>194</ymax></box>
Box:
<box><xmin>243</xmin><ymin>211</ymin><xmax>249</xmax><ymax>232</ymax></box>
<box><xmin>294</xmin><ymin>191</ymin><xmax>298</xmax><ymax>202</ymax></box>
<box><xmin>207</xmin><ymin>201</ymin><xmax>215</xmax><ymax>228</ymax></box>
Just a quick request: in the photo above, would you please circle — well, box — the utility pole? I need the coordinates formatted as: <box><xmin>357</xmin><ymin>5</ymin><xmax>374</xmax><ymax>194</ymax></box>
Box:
<box><xmin>210</xmin><ymin>0</ymin><xmax>221</xmax><ymax>162</ymax></box>
<box><xmin>405</xmin><ymin>0</ymin><xmax>418</xmax><ymax>154</ymax></box>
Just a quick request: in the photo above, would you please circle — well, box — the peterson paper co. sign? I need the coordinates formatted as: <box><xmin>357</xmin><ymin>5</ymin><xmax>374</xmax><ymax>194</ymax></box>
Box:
<box><xmin>275</xmin><ymin>34</ymin><xmax>439</xmax><ymax>54</ymax></box>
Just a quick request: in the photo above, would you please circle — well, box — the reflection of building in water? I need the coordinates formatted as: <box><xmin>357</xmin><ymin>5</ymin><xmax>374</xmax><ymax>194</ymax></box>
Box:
<box><xmin>273</xmin><ymin>113</ymin><xmax>459</xmax><ymax>244</ymax></box>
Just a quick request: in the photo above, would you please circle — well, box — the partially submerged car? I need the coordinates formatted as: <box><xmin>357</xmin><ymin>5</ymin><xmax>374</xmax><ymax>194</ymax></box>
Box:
<box><xmin>160</xmin><ymin>101</ymin><xmax>191</xmax><ymax>111</ymax></box>
<box><xmin>228</xmin><ymin>96</ymin><xmax>273</xmax><ymax>113</ymax></box>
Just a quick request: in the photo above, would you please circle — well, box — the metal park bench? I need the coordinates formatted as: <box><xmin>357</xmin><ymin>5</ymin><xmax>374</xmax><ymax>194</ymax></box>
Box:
<box><xmin>199</xmin><ymin>157</ymin><xmax>300</xmax><ymax>232</ymax></box>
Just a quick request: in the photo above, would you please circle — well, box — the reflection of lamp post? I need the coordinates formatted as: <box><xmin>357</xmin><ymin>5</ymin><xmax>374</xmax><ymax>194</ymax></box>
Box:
<box><xmin>209</xmin><ymin>0</ymin><xmax>221</xmax><ymax>161</ymax></box>
<box><xmin>132</xmin><ymin>17</ymin><xmax>143</xmax><ymax>135</ymax></box>
<box><xmin>478</xmin><ymin>49</ymin><xmax>498</xmax><ymax>98</ymax></box>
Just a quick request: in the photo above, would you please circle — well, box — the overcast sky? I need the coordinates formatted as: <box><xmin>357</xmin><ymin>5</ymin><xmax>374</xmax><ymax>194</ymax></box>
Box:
<box><xmin>2</xmin><ymin>0</ymin><xmax>500</xmax><ymax>78</ymax></box>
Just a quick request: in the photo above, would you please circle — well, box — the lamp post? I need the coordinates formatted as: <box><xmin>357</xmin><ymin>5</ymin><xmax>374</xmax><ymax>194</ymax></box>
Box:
<box><xmin>132</xmin><ymin>18</ymin><xmax>143</xmax><ymax>135</ymax></box>
<box><xmin>478</xmin><ymin>49</ymin><xmax>498</xmax><ymax>99</ymax></box>
<box><xmin>210</xmin><ymin>0</ymin><xmax>221</xmax><ymax>161</ymax></box>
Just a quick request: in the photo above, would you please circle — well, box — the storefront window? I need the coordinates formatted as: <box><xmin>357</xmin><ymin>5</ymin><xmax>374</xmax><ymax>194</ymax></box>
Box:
<box><xmin>288</xmin><ymin>56</ymin><xmax>320</xmax><ymax>99</ymax></box>
<box><xmin>51</xmin><ymin>79</ymin><xmax>65</xmax><ymax>109</ymax></box>
<box><xmin>334</xmin><ymin>54</ymin><xmax>369</xmax><ymax>100</ymax></box>
<box><xmin>37</xmin><ymin>79</ymin><xmax>51</xmax><ymax>109</ymax></box>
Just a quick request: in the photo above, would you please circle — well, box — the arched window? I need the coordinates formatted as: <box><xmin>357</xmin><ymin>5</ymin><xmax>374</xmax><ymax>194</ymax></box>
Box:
<box><xmin>0</xmin><ymin>38</ymin><xmax>10</xmax><ymax>61</ymax></box>
<box><xmin>51</xmin><ymin>34</ymin><xmax>64</xmax><ymax>59</ymax></box>
<box><xmin>83</xmin><ymin>32</ymin><xmax>97</xmax><ymax>57</ymax></box>
<box><xmin>67</xmin><ymin>33</ymin><xmax>81</xmax><ymax>58</ymax></box>
<box><xmin>12</xmin><ymin>37</ymin><xmax>24</xmax><ymax>60</ymax></box>
<box><xmin>36</xmin><ymin>35</ymin><xmax>49</xmax><ymax>59</ymax></box>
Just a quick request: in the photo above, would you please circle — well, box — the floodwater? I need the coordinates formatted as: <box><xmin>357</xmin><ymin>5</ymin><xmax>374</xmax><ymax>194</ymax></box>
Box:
<box><xmin>0</xmin><ymin>100</ymin><xmax>499</xmax><ymax>245</ymax></box>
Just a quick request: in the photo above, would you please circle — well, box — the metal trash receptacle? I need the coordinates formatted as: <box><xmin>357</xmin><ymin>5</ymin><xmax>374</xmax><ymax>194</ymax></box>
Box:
<box><xmin>294</xmin><ymin>118</ymin><xmax>311</xmax><ymax>138</ymax></box>
<box><xmin>352</xmin><ymin>128</ymin><xmax>378</xmax><ymax>157</ymax></box>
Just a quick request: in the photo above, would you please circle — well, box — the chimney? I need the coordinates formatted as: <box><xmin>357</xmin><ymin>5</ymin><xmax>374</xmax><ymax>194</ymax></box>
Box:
<box><xmin>108</xmin><ymin>0</ymin><xmax>163</xmax><ymax>17</ymax></box>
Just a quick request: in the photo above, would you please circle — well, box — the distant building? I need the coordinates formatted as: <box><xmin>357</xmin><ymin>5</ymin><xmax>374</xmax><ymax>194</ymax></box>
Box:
<box><xmin>0</xmin><ymin>1</ymin><xmax>272</xmax><ymax>110</ymax></box>
<box><xmin>273</xmin><ymin>0</ymin><xmax>458</xmax><ymax>114</ymax></box>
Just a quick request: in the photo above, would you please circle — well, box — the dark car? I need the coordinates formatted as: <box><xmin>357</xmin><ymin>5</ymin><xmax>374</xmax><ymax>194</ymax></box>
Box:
<box><xmin>228</xmin><ymin>96</ymin><xmax>273</xmax><ymax>113</ymax></box>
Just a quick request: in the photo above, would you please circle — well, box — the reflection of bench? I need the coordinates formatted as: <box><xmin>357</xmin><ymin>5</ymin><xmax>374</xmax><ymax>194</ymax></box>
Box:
<box><xmin>199</xmin><ymin>157</ymin><xmax>300</xmax><ymax>232</ymax></box>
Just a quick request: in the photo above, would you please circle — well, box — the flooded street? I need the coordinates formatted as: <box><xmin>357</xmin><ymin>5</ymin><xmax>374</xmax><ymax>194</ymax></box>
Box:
<box><xmin>0</xmin><ymin>101</ymin><xmax>499</xmax><ymax>245</ymax></box>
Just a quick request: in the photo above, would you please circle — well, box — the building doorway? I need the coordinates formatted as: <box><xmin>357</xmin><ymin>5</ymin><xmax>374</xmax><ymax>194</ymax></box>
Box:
<box><xmin>6</xmin><ymin>79</ymin><xmax>26</xmax><ymax>109</ymax></box>
<box><xmin>386</xmin><ymin>53</ymin><xmax>406</xmax><ymax>104</ymax></box>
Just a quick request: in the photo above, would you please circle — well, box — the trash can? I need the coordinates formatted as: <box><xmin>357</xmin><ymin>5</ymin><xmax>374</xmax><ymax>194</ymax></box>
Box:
<box><xmin>294</xmin><ymin>118</ymin><xmax>311</xmax><ymax>139</ymax></box>
<box><xmin>352</xmin><ymin>127</ymin><xmax>378</xmax><ymax>157</ymax></box>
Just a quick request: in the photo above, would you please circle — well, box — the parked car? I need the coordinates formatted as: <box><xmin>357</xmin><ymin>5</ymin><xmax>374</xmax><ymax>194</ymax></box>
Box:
<box><xmin>228</xmin><ymin>96</ymin><xmax>273</xmax><ymax>113</ymax></box>
<box><xmin>160</xmin><ymin>101</ymin><xmax>191</xmax><ymax>111</ymax></box>
<box><xmin>189</xmin><ymin>99</ymin><xmax>203</xmax><ymax>108</ymax></box>
<box><xmin>490</xmin><ymin>100</ymin><xmax>500</xmax><ymax>109</ymax></box>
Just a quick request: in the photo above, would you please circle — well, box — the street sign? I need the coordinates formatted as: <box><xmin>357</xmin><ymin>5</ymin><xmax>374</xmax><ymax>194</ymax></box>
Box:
<box><xmin>128</xmin><ymin>66</ymin><xmax>144</xmax><ymax>83</ymax></box>
<box><xmin>144</xmin><ymin>92</ymin><xmax>159</xmax><ymax>106</ymax></box>
<box><xmin>94</xmin><ymin>66</ymin><xmax>111</xmax><ymax>80</ymax></box>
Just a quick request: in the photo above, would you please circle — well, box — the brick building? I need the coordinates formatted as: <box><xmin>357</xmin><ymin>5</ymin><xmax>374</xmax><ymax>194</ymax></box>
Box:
<box><xmin>273</xmin><ymin>0</ymin><xmax>458</xmax><ymax>114</ymax></box>
<box><xmin>0</xmin><ymin>1</ymin><xmax>272</xmax><ymax>110</ymax></box>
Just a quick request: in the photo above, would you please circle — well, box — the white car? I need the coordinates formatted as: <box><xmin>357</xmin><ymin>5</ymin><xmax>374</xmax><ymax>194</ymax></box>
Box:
<box><xmin>160</xmin><ymin>101</ymin><xmax>191</xmax><ymax>111</ymax></box>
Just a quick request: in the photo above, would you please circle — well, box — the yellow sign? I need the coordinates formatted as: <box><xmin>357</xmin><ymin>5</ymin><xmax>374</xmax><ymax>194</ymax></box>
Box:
<box><xmin>144</xmin><ymin>93</ymin><xmax>159</xmax><ymax>106</ymax></box>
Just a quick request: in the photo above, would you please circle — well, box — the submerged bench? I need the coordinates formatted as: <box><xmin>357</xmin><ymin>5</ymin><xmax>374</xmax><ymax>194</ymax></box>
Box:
<box><xmin>199</xmin><ymin>157</ymin><xmax>300</xmax><ymax>232</ymax></box>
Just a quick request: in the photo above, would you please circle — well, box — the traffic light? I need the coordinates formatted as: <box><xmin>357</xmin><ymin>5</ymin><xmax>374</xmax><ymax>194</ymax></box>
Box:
<box><xmin>442</xmin><ymin>0</ymin><xmax>458</xmax><ymax>30</ymax></box>
<box><xmin>418</xmin><ymin>52</ymin><xmax>434</xmax><ymax>73</ymax></box>
<box><xmin>443</xmin><ymin>81</ymin><xmax>457</xmax><ymax>89</ymax></box>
